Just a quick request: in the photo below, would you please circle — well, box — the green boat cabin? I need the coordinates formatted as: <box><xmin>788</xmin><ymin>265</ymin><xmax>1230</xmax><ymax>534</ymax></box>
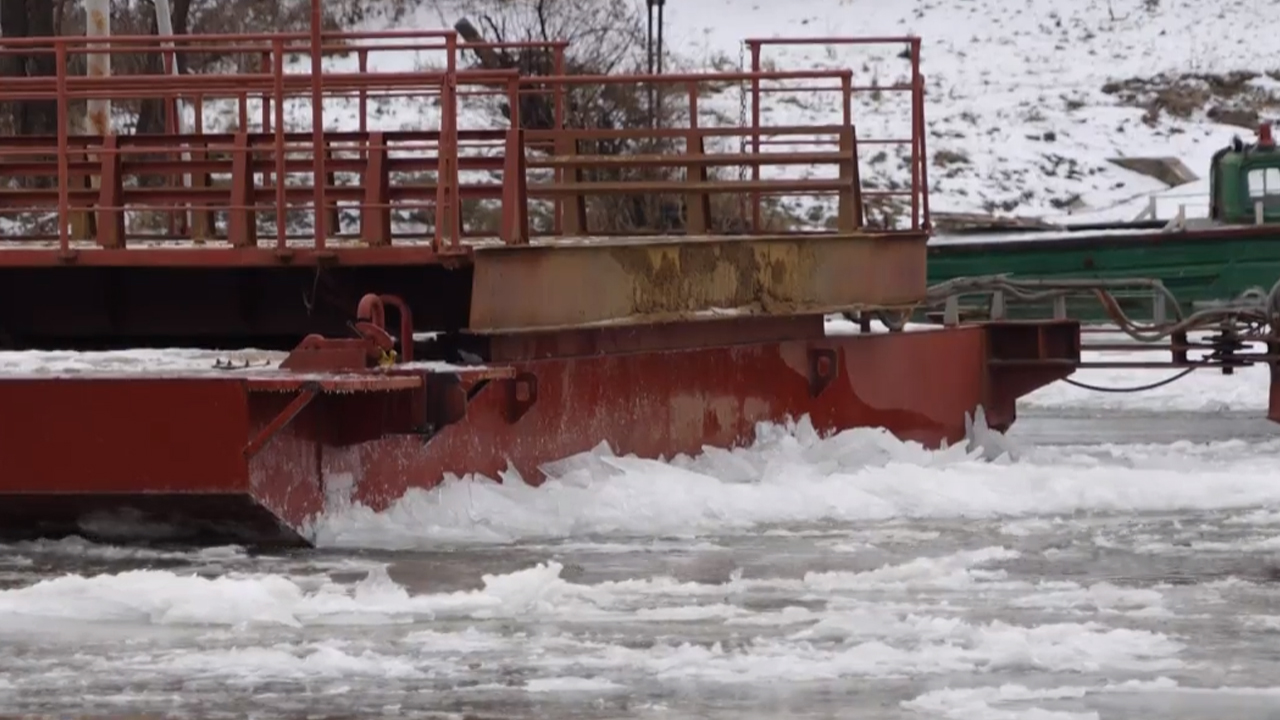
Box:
<box><xmin>1211</xmin><ymin>123</ymin><xmax>1280</xmax><ymax>225</ymax></box>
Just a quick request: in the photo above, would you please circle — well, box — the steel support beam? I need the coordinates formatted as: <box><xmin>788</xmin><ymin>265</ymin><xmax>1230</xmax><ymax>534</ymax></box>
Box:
<box><xmin>468</xmin><ymin>233</ymin><xmax>928</xmax><ymax>332</ymax></box>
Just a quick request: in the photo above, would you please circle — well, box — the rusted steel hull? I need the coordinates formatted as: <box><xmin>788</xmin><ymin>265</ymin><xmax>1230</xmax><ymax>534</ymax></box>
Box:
<box><xmin>0</xmin><ymin>321</ymin><xmax>1075</xmax><ymax>546</ymax></box>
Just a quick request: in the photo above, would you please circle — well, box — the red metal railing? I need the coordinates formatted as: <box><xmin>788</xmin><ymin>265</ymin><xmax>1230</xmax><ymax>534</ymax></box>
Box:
<box><xmin>0</xmin><ymin>29</ymin><xmax>931</xmax><ymax>263</ymax></box>
<box><xmin>745</xmin><ymin>36</ymin><xmax>930</xmax><ymax>232</ymax></box>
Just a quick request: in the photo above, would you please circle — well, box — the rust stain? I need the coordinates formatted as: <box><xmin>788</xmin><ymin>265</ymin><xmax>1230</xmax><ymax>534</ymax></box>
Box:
<box><xmin>753</xmin><ymin>242</ymin><xmax>810</xmax><ymax>315</ymax></box>
<box><xmin>610</xmin><ymin>239</ymin><xmax>821</xmax><ymax>318</ymax></box>
<box><xmin>778</xmin><ymin>343</ymin><xmax>810</xmax><ymax>380</ymax></box>
<box><xmin>670</xmin><ymin>393</ymin><xmax>711</xmax><ymax>445</ymax></box>
<box><xmin>88</xmin><ymin>109</ymin><xmax>110</xmax><ymax>135</ymax></box>
<box><xmin>468</xmin><ymin>234</ymin><xmax>926</xmax><ymax>332</ymax></box>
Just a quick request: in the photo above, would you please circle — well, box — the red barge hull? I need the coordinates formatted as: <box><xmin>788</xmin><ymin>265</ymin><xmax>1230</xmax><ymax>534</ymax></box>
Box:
<box><xmin>0</xmin><ymin>316</ymin><xmax>1077</xmax><ymax>546</ymax></box>
<box><xmin>0</xmin><ymin>26</ymin><xmax>1131</xmax><ymax>546</ymax></box>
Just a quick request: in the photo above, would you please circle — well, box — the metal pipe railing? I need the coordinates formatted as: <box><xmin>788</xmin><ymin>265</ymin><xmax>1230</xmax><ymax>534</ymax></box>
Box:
<box><xmin>0</xmin><ymin>28</ymin><xmax>930</xmax><ymax>254</ymax></box>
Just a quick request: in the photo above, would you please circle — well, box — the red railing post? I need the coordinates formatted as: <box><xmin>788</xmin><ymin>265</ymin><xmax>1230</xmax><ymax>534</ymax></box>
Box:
<box><xmin>273</xmin><ymin>37</ymin><xmax>287</xmax><ymax>250</ymax></box>
<box><xmin>310</xmin><ymin>1</ymin><xmax>327</xmax><ymax>249</ymax></box>
<box><xmin>55</xmin><ymin>40</ymin><xmax>70</xmax><ymax>255</ymax></box>
<box><xmin>909</xmin><ymin>37</ymin><xmax>921</xmax><ymax>231</ymax></box>
<box><xmin>258</xmin><ymin>50</ymin><xmax>270</xmax><ymax>133</ymax></box>
<box><xmin>913</xmin><ymin>38</ymin><xmax>931</xmax><ymax>231</ymax></box>
<box><xmin>841</xmin><ymin>71</ymin><xmax>860</xmax><ymax>230</ymax></box>
<box><xmin>684</xmin><ymin>79</ymin><xmax>711</xmax><ymax>234</ymax></box>
<box><xmin>358</xmin><ymin>49</ymin><xmax>369</xmax><ymax>137</ymax></box>
<box><xmin>749</xmin><ymin>41</ymin><xmax>762</xmax><ymax>233</ymax></box>
<box><xmin>552</xmin><ymin>44</ymin><xmax>567</xmax><ymax>236</ymax></box>
<box><xmin>433</xmin><ymin>31</ymin><xmax>461</xmax><ymax>251</ymax></box>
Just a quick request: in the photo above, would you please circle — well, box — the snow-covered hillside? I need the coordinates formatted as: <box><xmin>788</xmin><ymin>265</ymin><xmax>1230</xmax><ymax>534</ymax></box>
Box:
<box><xmin>187</xmin><ymin>0</ymin><xmax>1280</xmax><ymax>231</ymax></box>
<box><xmin>662</xmin><ymin>0</ymin><xmax>1279</xmax><ymax>224</ymax></box>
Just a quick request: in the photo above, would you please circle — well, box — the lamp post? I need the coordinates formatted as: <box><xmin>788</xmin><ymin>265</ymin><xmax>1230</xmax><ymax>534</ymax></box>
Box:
<box><xmin>646</xmin><ymin>0</ymin><xmax>665</xmax><ymax>128</ymax></box>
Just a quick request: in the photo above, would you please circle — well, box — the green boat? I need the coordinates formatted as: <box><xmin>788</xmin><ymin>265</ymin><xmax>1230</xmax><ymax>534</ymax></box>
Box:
<box><xmin>926</xmin><ymin>124</ymin><xmax>1280</xmax><ymax>321</ymax></box>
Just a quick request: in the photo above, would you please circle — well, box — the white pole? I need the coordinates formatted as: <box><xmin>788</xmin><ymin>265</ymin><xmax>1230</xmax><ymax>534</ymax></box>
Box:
<box><xmin>75</xmin><ymin>0</ymin><xmax>111</xmax><ymax>242</ymax></box>
<box><xmin>153</xmin><ymin>0</ymin><xmax>180</xmax><ymax>82</ymax></box>
<box><xmin>154</xmin><ymin>0</ymin><xmax>186</xmax><ymax>135</ymax></box>
<box><xmin>85</xmin><ymin>0</ymin><xmax>111</xmax><ymax>136</ymax></box>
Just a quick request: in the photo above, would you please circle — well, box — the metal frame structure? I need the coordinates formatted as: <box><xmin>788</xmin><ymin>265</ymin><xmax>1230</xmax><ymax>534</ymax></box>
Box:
<box><xmin>0</xmin><ymin>11</ymin><xmax>1271</xmax><ymax>547</ymax></box>
<box><xmin>0</xmin><ymin>29</ymin><xmax>928</xmax><ymax>264</ymax></box>
<box><xmin>0</xmin><ymin>24</ymin><xmax>932</xmax><ymax>350</ymax></box>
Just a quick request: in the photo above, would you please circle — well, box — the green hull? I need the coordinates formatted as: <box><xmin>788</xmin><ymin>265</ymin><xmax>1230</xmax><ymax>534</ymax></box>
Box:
<box><xmin>926</xmin><ymin>225</ymin><xmax>1280</xmax><ymax>322</ymax></box>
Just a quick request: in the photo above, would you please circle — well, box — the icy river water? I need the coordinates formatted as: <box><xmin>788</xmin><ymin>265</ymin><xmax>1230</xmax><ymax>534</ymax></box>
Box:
<box><xmin>3</xmin><ymin>407</ymin><xmax>1280</xmax><ymax>720</ymax></box>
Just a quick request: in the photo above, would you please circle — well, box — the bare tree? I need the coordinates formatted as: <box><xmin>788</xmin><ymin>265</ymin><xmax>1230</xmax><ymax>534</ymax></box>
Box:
<box><xmin>1</xmin><ymin>0</ymin><xmax>59</xmax><ymax>136</ymax></box>
<box><xmin>451</xmin><ymin>0</ymin><xmax>708</xmax><ymax>232</ymax></box>
<box><xmin>0</xmin><ymin>0</ymin><xmax>367</xmax><ymax>138</ymax></box>
<box><xmin>134</xmin><ymin>0</ymin><xmax>191</xmax><ymax>135</ymax></box>
<box><xmin>453</xmin><ymin>0</ymin><xmax>648</xmax><ymax>131</ymax></box>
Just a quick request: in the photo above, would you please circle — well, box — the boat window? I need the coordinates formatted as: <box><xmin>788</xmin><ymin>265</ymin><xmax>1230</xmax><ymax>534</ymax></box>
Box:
<box><xmin>1246</xmin><ymin>166</ymin><xmax>1280</xmax><ymax>201</ymax></box>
